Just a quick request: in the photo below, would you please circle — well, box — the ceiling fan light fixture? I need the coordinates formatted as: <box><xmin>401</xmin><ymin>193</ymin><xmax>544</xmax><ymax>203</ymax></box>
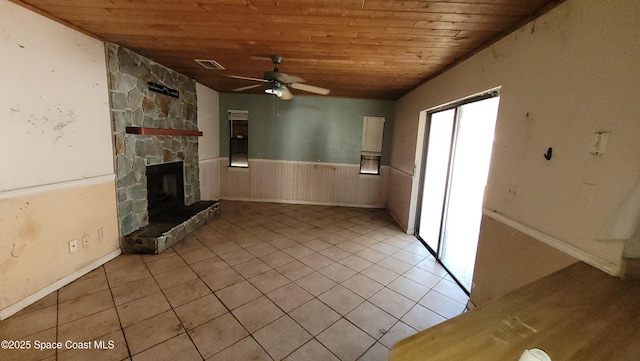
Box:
<box><xmin>265</xmin><ymin>87</ymin><xmax>283</xmax><ymax>97</ymax></box>
<box><xmin>230</xmin><ymin>56</ymin><xmax>329</xmax><ymax>100</ymax></box>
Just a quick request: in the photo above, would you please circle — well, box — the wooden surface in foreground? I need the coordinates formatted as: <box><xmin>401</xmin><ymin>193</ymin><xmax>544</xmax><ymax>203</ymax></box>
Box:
<box><xmin>390</xmin><ymin>262</ymin><xmax>640</xmax><ymax>361</ymax></box>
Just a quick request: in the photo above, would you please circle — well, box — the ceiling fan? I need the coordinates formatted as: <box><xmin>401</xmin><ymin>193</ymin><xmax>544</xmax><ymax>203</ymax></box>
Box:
<box><xmin>228</xmin><ymin>56</ymin><xmax>330</xmax><ymax>100</ymax></box>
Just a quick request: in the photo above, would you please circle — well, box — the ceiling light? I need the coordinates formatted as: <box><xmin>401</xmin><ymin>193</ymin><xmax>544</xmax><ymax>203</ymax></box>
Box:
<box><xmin>265</xmin><ymin>87</ymin><xmax>282</xmax><ymax>97</ymax></box>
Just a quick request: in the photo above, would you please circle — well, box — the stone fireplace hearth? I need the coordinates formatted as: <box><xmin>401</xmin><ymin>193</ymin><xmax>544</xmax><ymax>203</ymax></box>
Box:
<box><xmin>106</xmin><ymin>43</ymin><xmax>218</xmax><ymax>254</ymax></box>
<box><xmin>121</xmin><ymin>200</ymin><xmax>218</xmax><ymax>254</ymax></box>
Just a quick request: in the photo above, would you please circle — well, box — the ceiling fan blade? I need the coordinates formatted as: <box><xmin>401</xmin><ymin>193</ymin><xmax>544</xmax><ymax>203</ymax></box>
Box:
<box><xmin>264</xmin><ymin>71</ymin><xmax>305</xmax><ymax>84</ymax></box>
<box><xmin>233</xmin><ymin>83</ymin><xmax>265</xmax><ymax>92</ymax></box>
<box><xmin>227</xmin><ymin>75</ymin><xmax>269</xmax><ymax>83</ymax></box>
<box><xmin>289</xmin><ymin>83</ymin><xmax>330</xmax><ymax>95</ymax></box>
<box><xmin>280</xmin><ymin>86</ymin><xmax>293</xmax><ymax>100</ymax></box>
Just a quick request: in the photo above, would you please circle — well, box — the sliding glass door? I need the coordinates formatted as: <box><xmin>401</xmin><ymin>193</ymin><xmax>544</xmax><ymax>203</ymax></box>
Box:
<box><xmin>418</xmin><ymin>109</ymin><xmax>455</xmax><ymax>253</ymax></box>
<box><xmin>416</xmin><ymin>95</ymin><xmax>499</xmax><ymax>292</ymax></box>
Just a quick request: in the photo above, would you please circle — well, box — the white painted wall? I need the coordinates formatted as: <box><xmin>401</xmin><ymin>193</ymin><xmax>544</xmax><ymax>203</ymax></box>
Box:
<box><xmin>0</xmin><ymin>2</ymin><xmax>120</xmax><ymax>318</ymax></box>
<box><xmin>196</xmin><ymin>82</ymin><xmax>220</xmax><ymax>160</ymax></box>
<box><xmin>0</xmin><ymin>1</ymin><xmax>114</xmax><ymax>191</ymax></box>
<box><xmin>389</xmin><ymin>0</ymin><xmax>640</xmax><ymax>274</ymax></box>
<box><xmin>196</xmin><ymin>82</ymin><xmax>221</xmax><ymax>200</ymax></box>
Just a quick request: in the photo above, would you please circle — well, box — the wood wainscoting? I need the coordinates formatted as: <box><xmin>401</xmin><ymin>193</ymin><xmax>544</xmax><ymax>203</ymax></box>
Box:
<box><xmin>218</xmin><ymin>158</ymin><xmax>389</xmax><ymax>208</ymax></box>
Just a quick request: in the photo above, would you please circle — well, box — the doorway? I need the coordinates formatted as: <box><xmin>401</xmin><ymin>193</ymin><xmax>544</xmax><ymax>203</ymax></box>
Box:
<box><xmin>416</xmin><ymin>94</ymin><xmax>500</xmax><ymax>293</ymax></box>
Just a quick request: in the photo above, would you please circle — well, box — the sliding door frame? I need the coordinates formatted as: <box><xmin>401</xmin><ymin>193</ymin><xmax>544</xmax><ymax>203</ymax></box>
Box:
<box><xmin>413</xmin><ymin>89</ymin><xmax>500</xmax><ymax>295</ymax></box>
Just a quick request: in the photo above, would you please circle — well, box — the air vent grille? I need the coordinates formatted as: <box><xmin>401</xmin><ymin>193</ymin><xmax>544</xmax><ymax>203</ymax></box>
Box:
<box><xmin>194</xmin><ymin>59</ymin><xmax>225</xmax><ymax>70</ymax></box>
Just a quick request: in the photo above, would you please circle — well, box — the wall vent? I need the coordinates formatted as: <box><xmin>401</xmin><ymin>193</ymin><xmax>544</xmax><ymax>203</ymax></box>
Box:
<box><xmin>194</xmin><ymin>59</ymin><xmax>225</xmax><ymax>70</ymax></box>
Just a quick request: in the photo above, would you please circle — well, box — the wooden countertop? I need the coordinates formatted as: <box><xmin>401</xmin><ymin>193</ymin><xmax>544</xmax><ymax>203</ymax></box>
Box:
<box><xmin>389</xmin><ymin>262</ymin><xmax>640</xmax><ymax>361</ymax></box>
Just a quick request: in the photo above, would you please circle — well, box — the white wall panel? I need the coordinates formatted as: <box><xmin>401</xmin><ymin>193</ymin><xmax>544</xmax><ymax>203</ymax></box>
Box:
<box><xmin>0</xmin><ymin>1</ymin><xmax>113</xmax><ymax>191</ymax></box>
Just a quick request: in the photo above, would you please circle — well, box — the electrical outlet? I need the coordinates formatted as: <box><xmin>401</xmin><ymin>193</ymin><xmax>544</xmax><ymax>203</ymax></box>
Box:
<box><xmin>507</xmin><ymin>184</ymin><xmax>519</xmax><ymax>199</ymax></box>
<box><xmin>98</xmin><ymin>227</ymin><xmax>105</xmax><ymax>242</ymax></box>
<box><xmin>82</xmin><ymin>234</ymin><xmax>89</xmax><ymax>248</ymax></box>
<box><xmin>69</xmin><ymin>239</ymin><xmax>78</xmax><ymax>253</ymax></box>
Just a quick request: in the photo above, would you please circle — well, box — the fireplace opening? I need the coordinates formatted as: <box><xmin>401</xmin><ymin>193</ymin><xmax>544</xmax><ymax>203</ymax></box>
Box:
<box><xmin>146</xmin><ymin>161</ymin><xmax>185</xmax><ymax>221</ymax></box>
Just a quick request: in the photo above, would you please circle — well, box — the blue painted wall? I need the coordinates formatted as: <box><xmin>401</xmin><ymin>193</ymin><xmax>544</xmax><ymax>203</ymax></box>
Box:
<box><xmin>219</xmin><ymin>93</ymin><xmax>395</xmax><ymax>165</ymax></box>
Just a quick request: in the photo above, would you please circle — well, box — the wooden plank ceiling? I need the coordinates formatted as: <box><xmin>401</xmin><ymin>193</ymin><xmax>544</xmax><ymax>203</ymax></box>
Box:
<box><xmin>13</xmin><ymin>0</ymin><xmax>560</xmax><ymax>100</ymax></box>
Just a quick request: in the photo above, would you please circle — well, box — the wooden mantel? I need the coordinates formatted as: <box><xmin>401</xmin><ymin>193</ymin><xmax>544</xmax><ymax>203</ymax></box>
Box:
<box><xmin>126</xmin><ymin>127</ymin><xmax>203</xmax><ymax>137</ymax></box>
<box><xmin>390</xmin><ymin>262</ymin><xmax>640</xmax><ymax>361</ymax></box>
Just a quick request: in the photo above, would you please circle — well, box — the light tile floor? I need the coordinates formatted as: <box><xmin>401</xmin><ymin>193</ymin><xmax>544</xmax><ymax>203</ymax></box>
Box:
<box><xmin>0</xmin><ymin>201</ymin><xmax>468</xmax><ymax>361</ymax></box>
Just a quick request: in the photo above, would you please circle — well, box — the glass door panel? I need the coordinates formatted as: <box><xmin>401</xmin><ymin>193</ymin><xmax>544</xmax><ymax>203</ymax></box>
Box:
<box><xmin>439</xmin><ymin>97</ymin><xmax>499</xmax><ymax>291</ymax></box>
<box><xmin>417</xmin><ymin>109</ymin><xmax>455</xmax><ymax>252</ymax></box>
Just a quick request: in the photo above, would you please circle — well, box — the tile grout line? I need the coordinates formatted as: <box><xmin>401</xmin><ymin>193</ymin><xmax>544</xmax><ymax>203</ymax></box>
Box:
<box><xmin>198</xmin><ymin>230</ymin><xmax>385</xmax><ymax>359</ymax></box>
<box><xmin>191</xmin><ymin>224</ymin><xmax>326</xmax><ymax>361</ymax></box>
<box><xmin>55</xmin><ymin>289</ymin><xmax>59</xmax><ymax>361</ymax></box>
<box><xmin>189</xmin><ymin>217</ymin><xmax>372</xmax><ymax>360</ymax></box>
<box><xmin>144</xmin><ymin>248</ymin><xmax>209</xmax><ymax>360</ymax></box>
<box><xmin>104</xmin><ymin>264</ymin><xmax>134</xmax><ymax>360</ymax></box>
<box><xmin>174</xmin><ymin>237</ymin><xmax>263</xmax><ymax>361</ymax></box>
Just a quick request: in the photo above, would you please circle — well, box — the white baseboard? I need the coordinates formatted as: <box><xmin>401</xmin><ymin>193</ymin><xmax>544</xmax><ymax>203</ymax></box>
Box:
<box><xmin>0</xmin><ymin>248</ymin><xmax>122</xmax><ymax>320</ymax></box>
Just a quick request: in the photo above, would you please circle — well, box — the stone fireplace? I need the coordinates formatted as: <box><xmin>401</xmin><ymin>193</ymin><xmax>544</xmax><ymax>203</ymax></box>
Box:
<box><xmin>106</xmin><ymin>43</ymin><xmax>218</xmax><ymax>254</ymax></box>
